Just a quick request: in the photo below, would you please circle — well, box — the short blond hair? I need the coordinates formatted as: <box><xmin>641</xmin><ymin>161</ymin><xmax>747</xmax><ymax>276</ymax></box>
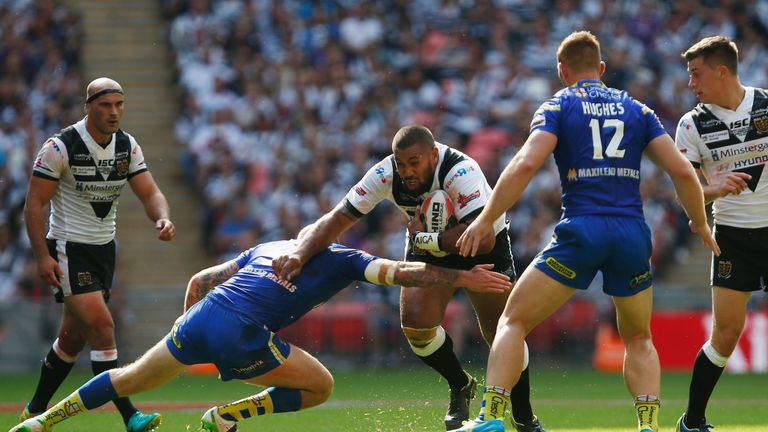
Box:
<box><xmin>557</xmin><ymin>31</ymin><xmax>601</xmax><ymax>73</ymax></box>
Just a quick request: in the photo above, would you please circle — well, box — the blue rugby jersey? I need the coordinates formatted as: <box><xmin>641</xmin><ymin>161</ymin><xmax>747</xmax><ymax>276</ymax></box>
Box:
<box><xmin>531</xmin><ymin>79</ymin><xmax>667</xmax><ymax>218</ymax></box>
<box><xmin>206</xmin><ymin>240</ymin><xmax>378</xmax><ymax>331</ymax></box>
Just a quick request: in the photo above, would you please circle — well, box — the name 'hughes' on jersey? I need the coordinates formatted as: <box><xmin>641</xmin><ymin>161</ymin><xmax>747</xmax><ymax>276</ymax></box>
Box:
<box><xmin>31</xmin><ymin>118</ymin><xmax>148</xmax><ymax>244</ymax></box>
<box><xmin>531</xmin><ymin>79</ymin><xmax>667</xmax><ymax>218</ymax></box>
<box><xmin>343</xmin><ymin>142</ymin><xmax>506</xmax><ymax>236</ymax></box>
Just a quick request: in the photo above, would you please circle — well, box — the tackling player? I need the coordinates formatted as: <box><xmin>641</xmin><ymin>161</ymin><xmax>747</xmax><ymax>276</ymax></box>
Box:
<box><xmin>9</xmin><ymin>239</ymin><xmax>512</xmax><ymax>432</ymax></box>
<box><xmin>272</xmin><ymin>125</ymin><xmax>546</xmax><ymax>431</ymax></box>
<box><xmin>453</xmin><ymin>31</ymin><xmax>717</xmax><ymax>432</ymax></box>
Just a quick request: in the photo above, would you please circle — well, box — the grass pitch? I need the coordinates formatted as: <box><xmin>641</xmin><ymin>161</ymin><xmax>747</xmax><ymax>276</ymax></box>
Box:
<box><xmin>1</xmin><ymin>366</ymin><xmax>766</xmax><ymax>431</ymax></box>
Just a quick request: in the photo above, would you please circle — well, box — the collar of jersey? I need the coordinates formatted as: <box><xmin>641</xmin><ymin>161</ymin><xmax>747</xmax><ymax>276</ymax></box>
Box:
<box><xmin>571</xmin><ymin>79</ymin><xmax>606</xmax><ymax>88</ymax></box>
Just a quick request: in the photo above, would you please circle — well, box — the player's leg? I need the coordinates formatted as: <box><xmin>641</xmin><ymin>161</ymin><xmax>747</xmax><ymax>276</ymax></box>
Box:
<box><xmin>401</xmin><ymin>284</ymin><xmax>473</xmax><ymax>429</ymax></box>
<box><xmin>612</xmin><ymin>288</ymin><xmax>660</xmax><ymax>432</ymax></box>
<box><xmin>23</xmin><ymin>304</ymin><xmax>86</xmax><ymax>417</ymax></box>
<box><xmin>456</xmin><ymin>267</ymin><xmax>573</xmax><ymax>432</ymax></box>
<box><xmin>467</xmin><ymin>285</ymin><xmax>541</xmax><ymax>430</ymax></box>
<box><xmin>680</xmin><ymin>286</ymin><xmax>750</xmax><ymax>431</ymax></box>
<box><xmin>200</xmin><ymin>344</ymin><xmax>333</xmax><ymax>432</ymax></box>
<box><xmin>10</xmin><ymin>339</ymin><xmax>184</xmax><ymax>432</ymax></box>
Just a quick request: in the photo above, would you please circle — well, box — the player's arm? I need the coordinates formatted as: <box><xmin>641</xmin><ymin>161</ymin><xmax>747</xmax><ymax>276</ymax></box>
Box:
<box><xmin>363</xmin><ymin>259</ymin><xmax>511</xmax><ymax>293</ymax></box>
<box><xmin>184</xmin><ymin>259</ymin><xmax>241</xmax><ymax>311</ymax></box>
<box><xmin>24</xmin><ymin>176</ymin><xmax>62</xmax><ymax>288</ymax></box>
<box><xmin>457</xmin><ymin>130</ymin><xmax>557</xmax><ymax>257</ymax></box>
<box><xmin>645</xmin><ymin>134</ymin><xmax>720</xmax><ymax>255</ymax></box>
<box><xmin>129</xmin><ymin>171</ymin><xmax>175</xmax><ymax>241</ymax></box>
<box><xmin>408</xmin><ymin>206</ymin><xmax>495</xmax><ymax>255</ymax></box>
<box><xmin>273</xmin><ymin>201</ymin><xmax>359</xmax><ymax>280</ymax></box>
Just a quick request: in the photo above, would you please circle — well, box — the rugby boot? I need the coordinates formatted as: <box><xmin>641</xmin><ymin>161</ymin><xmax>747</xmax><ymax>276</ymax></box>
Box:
<box><xmin>449</xmin><ymin>418</ymin><xmax>505</xmax><ymax>432</ymax></box>
<box><xmin>199</xmin><ymin>406</ymin><xmax>237</xmax><ymax>432</ymax></box>
<box><xmin>676</xmin><ymin>413</ymin><xmax>714</xmax><ymax>432</ymax></box>
<box><xmin>445</xmin><ymin>373</ymin><xmax>478</xmax><ymax>430</ymax></box>
<box><xmin>126</xmin><ymin>411</ymin><xmax>162</xmax><ymax>432</ymax></box>
<box><xmin>513</xmin><ymin>415</ymin><xmax>546</xmax><ymax>432</ymax></box>
<box><xmin>8</xmin><ymin>417</ymin><xmax>45</xmax><ymax>432</ymax></box>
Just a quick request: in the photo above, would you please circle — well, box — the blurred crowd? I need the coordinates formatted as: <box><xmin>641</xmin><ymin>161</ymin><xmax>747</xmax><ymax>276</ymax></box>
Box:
<box><xmin>161</xmin><ymin>0</ymin><xmax>768</xmax><ymax>277</ymax></box>
<box><xmin>0</xmin><ymin>0</ymin><xmax>85</xmax><ymax>303</ymax></box>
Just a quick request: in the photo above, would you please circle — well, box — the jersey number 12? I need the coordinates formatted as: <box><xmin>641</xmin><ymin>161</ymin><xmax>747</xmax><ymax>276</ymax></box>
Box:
<box><xmin>589</xmin><ymin>119</ymin><xmax>625</xmax><ymax>159</ymax></box>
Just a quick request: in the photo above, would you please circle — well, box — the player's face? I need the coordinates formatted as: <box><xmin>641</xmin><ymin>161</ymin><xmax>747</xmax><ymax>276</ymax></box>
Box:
<box><xmin>393</xmin><ymin>144</ymin><xmax>438</xmax><ymax>195</ymax></box>
<box><xmin>687</xmin><ymin>57</ymin><xmax>722</xmax><ymax>104</ymax></box>
<box><xmin>85</xmin><ymin>93</ymin><xmax>124</xmax><ymax>141</ymax></box>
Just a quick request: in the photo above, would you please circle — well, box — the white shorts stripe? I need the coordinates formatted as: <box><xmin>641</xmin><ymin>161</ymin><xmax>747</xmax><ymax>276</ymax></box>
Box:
<box><xmin>55</xmin><ymin>239</ymin><xmax>72</xmax><ymax>297</ymax></box>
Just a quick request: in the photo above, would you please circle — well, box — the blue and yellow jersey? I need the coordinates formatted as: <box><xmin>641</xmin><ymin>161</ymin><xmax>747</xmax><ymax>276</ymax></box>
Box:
<box><xmin>531</xmin><ymin>79</ymin><xmax>667</xmax><ymax>218</ymax></box>
<box><xmin>206</xmin><ymin>240</ymin><xmax>378</xmax><ymax>331</ymax></box>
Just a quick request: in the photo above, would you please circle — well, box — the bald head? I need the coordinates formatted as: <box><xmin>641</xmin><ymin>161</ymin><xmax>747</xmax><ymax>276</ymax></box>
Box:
<box><xmin>86</xmin><ymin>77</ymin><xmax>123</xmax><ymax>103</ymax></box>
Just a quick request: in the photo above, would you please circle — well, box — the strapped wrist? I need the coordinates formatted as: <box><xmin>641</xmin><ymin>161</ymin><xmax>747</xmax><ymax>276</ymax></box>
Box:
<box><xmin>413</xmin><ymin>231</ymin><xmax>442</xmax><ymax>252</ymax></box>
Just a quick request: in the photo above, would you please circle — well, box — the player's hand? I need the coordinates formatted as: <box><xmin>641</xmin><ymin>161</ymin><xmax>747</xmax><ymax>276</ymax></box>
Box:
<box><xmin>407</xmin><ymin>204</ymin><xmax>425</xmax><ymax>235</ymax></box>
<box><xmin>156</xmin><ymin>218</ymin><xmax>175</xmax><ymax>241</ymax></box>
<box><xmin>273</xmin><ymin>253</ymin><xmax>303</xmax><ymax>280</ymax></box>
<box><xmin>689</xmin><ymin>220</ymin><xmax>720</xmax><ymax>256</ymax></box>
<box><xmin>37</xmin><ymin>255</ymin><xmax>63</xmax><ymax>288</ymax></box>
<box><xmin>716</xmin><ymin>172</ymin><xmax>751</xmax><ymax>197</ymax></box>
<box><xmin>462</xmin><ymin>264</ymin><xmax>512</xmax><ymax>293</ymax></box>
<box><xmin>456</xmin><ymin>218</ymin><xmax>493</xmax><ymax>257</ymax></box>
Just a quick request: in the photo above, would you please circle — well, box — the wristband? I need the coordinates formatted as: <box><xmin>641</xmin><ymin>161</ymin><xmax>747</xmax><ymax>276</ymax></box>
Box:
<box><xmin>413</xmin><ymin>232</ymin><xmax>442</xmax><ymax>252</ymax></box>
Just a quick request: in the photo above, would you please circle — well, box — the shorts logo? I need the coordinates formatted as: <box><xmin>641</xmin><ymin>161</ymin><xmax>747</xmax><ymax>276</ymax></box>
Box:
<box><xmin>544</xmin><ymin>257</ymin><xmax>576</xmax><ymax>279</ymax></box>
<box><xmin>629</xmin><ymin>271</ymin><xmax>651</xmax><ymax>289</ymax></box>
<box><xmin>77</xmin><ymin>272</ymin><xmax>93</xmax><ymax>286</ymax></box>
<box><xmin>717</xmin><ymin>260</ymin><xmax>732</xmax><ymax>279</ymax></box>
<box><xmin>231</xmin><ymin>359</ymin><xmax>266</xmax><ymax>375</ymax></box>
<box><xmin>171</xmin><ymin>323</ymin><xmax>182</xmax><ymax>349</ymax></box>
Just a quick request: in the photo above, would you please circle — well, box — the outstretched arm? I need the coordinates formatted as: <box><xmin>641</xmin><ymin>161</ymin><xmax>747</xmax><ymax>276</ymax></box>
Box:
<box><xmin>273</xmin><ymin>201</ymin><xmax>359</xmax><ymax>280</ymax></box>
<box><xmin>24</xmin><ymin>176</ymin><xmax>62</xmax><ymax>288</ymax></box>
<box><xmin>364</xmin><ymin>259</ymin><xmax>511</xmax><ymax>293</ymax></box>
<box><xmin>184</xmin><ymin>260</ymin><xmax>240</xmax><ymax>311</ymax></box>
<box><xmin>457</xmin><ymin>130</ymin><xmax>557</xmax><ymax>257</ymax></box>
<box><xmin>645</xmin><ymin>134</ymin><xmax>719</xmax><ymax>255</ymax></box>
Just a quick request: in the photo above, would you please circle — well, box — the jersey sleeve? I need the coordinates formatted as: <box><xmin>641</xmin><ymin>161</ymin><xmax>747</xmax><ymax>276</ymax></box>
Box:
<box><xmin>442</xmin><ymin>159</ymin><xmax>490</xmax><ymax>223</ymax></box>
<box><xmin>674</xmin><ymin>113</ymin><xmax>702</xmax><ymax>167</ymax></box>
<box><xmin>234</xmin><ymin>247</ymin><xmax>255</xmax><ymax>268</ymax></box>
<box><xmin>327</xmin><ymin>244</ymin><xmax>379</xmax><ymax>280</ymax></box>
<box><xmin>32</xmin><ymin>138</ymin><xmax>68</xmax><ymax>181</ymax></box>
<box><xmin>342</xmin><ymin>159</ymin><xmax>392</xmax><ymax>218</ymax></box>
<box><xmin>128</xmin><ymin>135</ymin><xmax>149</xmax><ymax>178</ymax></box>
<box><xmin>530</xmin><ymin>96</ymin><xmax>562</xmax><ymax>134</ymax></box>
<box><xmin>637</xmin><ymin>101</ymin><xmax>668</xmax><ymax>143</ymax></box>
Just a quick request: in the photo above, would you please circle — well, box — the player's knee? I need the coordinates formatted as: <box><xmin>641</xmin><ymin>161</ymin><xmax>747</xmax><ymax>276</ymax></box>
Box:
<box><xmin>402</xmin><ymin>325</ymin><xmax>446</xmax><ymax>356</ymax></box>
<box><xmin>317</xmin><ymin>369</ymin><xmax>334</xmax><ymax>403</ymax></box>
<box><xmin>711</xmin><ymin>327</ymin><xmax>742</xmax><ymax>355</ymax></box>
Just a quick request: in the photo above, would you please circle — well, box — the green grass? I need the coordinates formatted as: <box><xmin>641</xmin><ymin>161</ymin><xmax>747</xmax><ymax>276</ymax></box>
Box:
<box><xmin>2</xmin><ymin>367</ymin><xmax>766</xmax><ymax>431</ymax></box>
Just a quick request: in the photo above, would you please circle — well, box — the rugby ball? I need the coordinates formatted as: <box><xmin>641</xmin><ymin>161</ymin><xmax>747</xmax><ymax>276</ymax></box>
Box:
<box><xmin>419</xmin><ymin>190</ymin><xmax>456</xmax><ymax>257</ymax></box>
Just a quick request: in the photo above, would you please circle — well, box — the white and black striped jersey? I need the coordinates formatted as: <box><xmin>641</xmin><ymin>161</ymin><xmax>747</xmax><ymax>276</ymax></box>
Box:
<box><xmin>676</xmin><ymin>87</ymin><xmax>768</xmax><ymax>228</ymax></box>
<box><xmin>31</xmin><ymin>118</ymin><xmax>148</xmax><ymax>244</ymax></box>
<box><xmin>343</xmin><ymin>142</ymin><xmax>506</xmax><ymax>235</ymax></box>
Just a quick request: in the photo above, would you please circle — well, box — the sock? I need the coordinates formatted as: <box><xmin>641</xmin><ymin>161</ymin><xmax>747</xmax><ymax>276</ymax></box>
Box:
<box><xmin>38</xmin><ymin>372</ymin><xmax>117</xmax><ymax>430</ymax></box>
<box><xmin>28</xmin><ymin>344</ymin><xmax>76</xmax><ymax>413</ymax></box>
<box><xmin>414</xmin><ymin>333</ymin><xmax>469</xmax><ymax>389</ymax></box>
<box><xmin>217</xmin><ymin>387</ymin><xmax>302</xmax><ymax>421</ymax></box>
<box><xmin>91</xmin><ymin>350</ymin><xmax>137</xmax><ymax>424</ymax></box>
<box><xmin>685</xmin><ymin>343</ymin><xmax>727</xmax><ymax>428</ymax></box>
<box><xmin>635</xmin><ymin>395</ymin><xmax>660</xmax><ymax>432</ymax></box>
<box><xmin>510</xmin><ymin>366</ymin><xmax>534</xmax><ymax>424</ymax></box>
<box><xmin>478</xmin><ymin>385</ymin><xmax>510</xmax><ymax>422</ymax></box>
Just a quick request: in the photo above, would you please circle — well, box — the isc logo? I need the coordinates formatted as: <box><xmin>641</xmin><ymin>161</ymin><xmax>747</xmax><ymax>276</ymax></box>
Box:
<box><xmin>730</xmin><ymin>118</ymin><xmax>749</xmax><ymax>129</ymax></box>
<box><xmin>97</xmin><ymin>159</ymin><xmax>115</xmax><ymax>167</ymax></box>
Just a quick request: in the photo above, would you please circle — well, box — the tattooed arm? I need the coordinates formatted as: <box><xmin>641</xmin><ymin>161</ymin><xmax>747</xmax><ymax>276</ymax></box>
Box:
<box><xmin>184</xmin><ymin>260</ymin><xmax>241</xmax><ymax>311</ymax></box>
<box><xmin>363</xmin><ymin>259</ymin><xmax>511</xmax><ymax>293</ymax></box>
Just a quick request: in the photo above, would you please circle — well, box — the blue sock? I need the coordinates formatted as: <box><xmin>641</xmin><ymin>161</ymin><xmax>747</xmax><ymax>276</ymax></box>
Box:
<box><xmin>78</xmin><ymin>371</ymin><xmax>119</xmax><ymax>410</ymax></box>
<box><xmin>267</xmin><ymin>387</ymin><xmax>302</xmax><ymax>413</ymax></box>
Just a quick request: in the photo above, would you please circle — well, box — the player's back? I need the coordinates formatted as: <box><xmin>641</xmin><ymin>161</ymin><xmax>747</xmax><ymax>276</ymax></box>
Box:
<box><xmin>207</xmin><ymin>240</ymin><xmax>376</xmax><ymax>331</ymax></box>
<box><xmin>533</xmin><ymin>79</ymin><xmax>667</xmax><ymax>218</ymax></box>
